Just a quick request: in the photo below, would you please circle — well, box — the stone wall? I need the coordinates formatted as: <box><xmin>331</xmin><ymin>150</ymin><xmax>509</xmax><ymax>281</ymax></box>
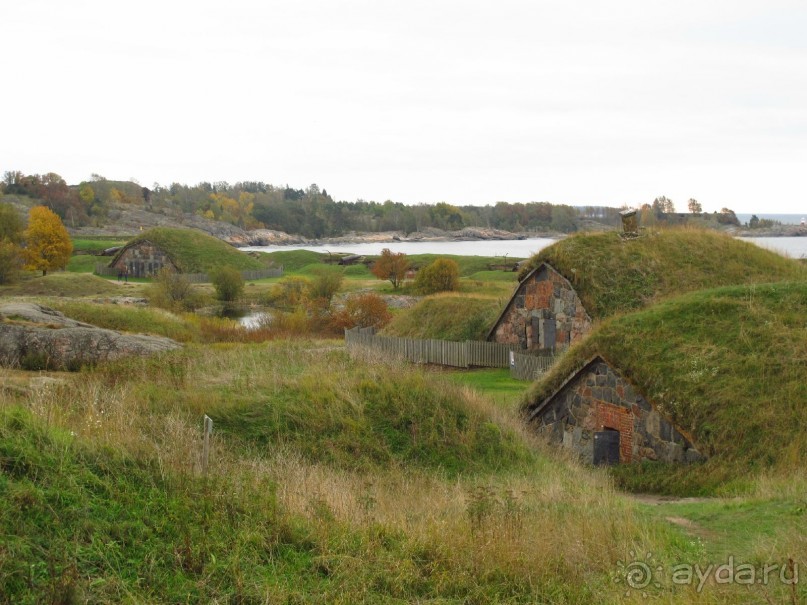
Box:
<box><xmin>490</xmin><ymin>263</ymin><xmax>591</xmax><ymax>352</ymax></box>
<box><xmin>110</xmin><ymin>241</ymin><xmax>178</xmax><ymax>278</ymax></box>
<box><xmin>528</xmin><ymin>357</ymin><xmax>703</xmax><ymax>464</ymax></box>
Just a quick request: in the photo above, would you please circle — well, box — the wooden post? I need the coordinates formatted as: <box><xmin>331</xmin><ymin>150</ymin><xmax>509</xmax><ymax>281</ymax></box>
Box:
<box><xmin>202</xmin><ymin>414</ymin><xmax>213</xmax><ymax>475</ymax></box>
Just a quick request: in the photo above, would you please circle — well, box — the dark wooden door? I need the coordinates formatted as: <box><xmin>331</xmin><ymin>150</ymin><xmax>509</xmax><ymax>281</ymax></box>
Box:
<box><xmin>593</xmin><ymin>430</ymin><xmax>620</xmax><ymax>465</ymax></box>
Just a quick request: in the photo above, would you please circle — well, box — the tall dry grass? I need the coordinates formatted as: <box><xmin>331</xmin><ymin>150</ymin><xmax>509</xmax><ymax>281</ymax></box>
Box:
<box><xmin>4</xmin><ymin>342</ymin><xmax>800</xmax><ymax>603</ymax></box>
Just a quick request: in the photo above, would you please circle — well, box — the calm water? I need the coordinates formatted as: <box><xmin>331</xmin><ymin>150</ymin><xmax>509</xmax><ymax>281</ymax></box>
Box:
<box><xmin>238</xmin><ymin>311</ymin><xmax>270</xmax><ymax>329</ymax></box>
<box><xmin>243</xmin><ymin>236</ymin><xmax>806</xmax><ymax>259</ymax></box>
<box><xmin>243</xmin><ymin>238</ymin><xmax>557</xmax><ymax>259</ymax></box>
<box><xmin>744</xmin><ymin>237</ymin><xmax>807</xmax><ymax>259</ymax></box>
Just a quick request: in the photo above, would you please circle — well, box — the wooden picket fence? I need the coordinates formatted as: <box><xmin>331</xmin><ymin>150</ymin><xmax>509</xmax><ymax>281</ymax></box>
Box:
<box><xmin>509</xmin><ymin>351</ymin><xmax>557</xmax><ymax>381</ymax></box>
<box><xmin>345</xmin><ymin>328</ymin><xmax>558</xmax><ymax>380</ymax></box>
<box><xmin>94</xmin><ymin>264</ymin><xmax>283</xmax><ymax>282</ymax></box>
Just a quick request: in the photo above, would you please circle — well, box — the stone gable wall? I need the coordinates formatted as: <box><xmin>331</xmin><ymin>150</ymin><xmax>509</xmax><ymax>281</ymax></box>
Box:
<box><xmin>530</xmin><ymin>359</ymin><xmax>703</xmax><ymax>464</ymax></box>
<box><xmin>110</xmin><ymin>242</ymin><xmax>178</xmax><ymax>278</ymax></box>
<box><xmin>491</xmin><ymin>265</ymin><xmax>591</xmax><ymax>351</ymax></box>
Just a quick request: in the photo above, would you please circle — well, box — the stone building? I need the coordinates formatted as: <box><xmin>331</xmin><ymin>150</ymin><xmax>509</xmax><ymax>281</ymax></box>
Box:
<box><xmin>487</xmin><ymin>263</ymin><xmax>591</xmax><ymax>352</ymax></box>
<box><xmin>109</xmin><ymin>240</ymin><xmax>179</xmax><ymax>278</ymax></box>
<box><xmin>525</xmin><ymin>356</ymin><xmax>703</xmax><ymax>464</ymax></box>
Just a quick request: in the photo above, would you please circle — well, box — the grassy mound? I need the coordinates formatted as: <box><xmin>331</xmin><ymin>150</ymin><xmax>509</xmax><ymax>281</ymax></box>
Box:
<box><xmin>258</xmin><ymin>249</ymin><xmax>324</xmax><ymax>273</ymax></box>
<box><xmin>406</xmin><ymin>254</ymin><xmax>522</xmax><ymax>277</ymax></box>
<box><xmin>0</xmin><ymin>273</ymin><xmax>122</xmax><ymax>297</ymax></box>
<box><xmin>49</xmin><ymin>301</ymin><xmax>198</xmax><ymax>342</ymax></box>
<box><xmin>3</xmin><ymin>337</ymin><xmax>801</xmax><ymax>603</ymax></box>
<box><xmin>0</xmin><ymin>397</ymin><xmax>652</xmax><ymax>604</ymax></box>
<box><xmin>524</xmin><ymin>282</ymin><xmax>807</xmax><ymax>494</ymax></box>
<box><xmin>117</xmin><ymin>227</ymin><xmax>264</xmax><ymax>273</ymax></box>
<box><xmin>0</xmin><ymin>406</ymin><xmax>302</xmax><ymax>603</ymax></box>
<box><xmin>518</xmin><ymin>228</ymin><xmax>805</xmax><ymax>318</ymax></box>
<box><xmin>166</xmin><ymin>343</ymin><xmax>533</xmax><ymax>475</ymax></box>
<box><xmin>383</xmin><ymin>295</ymin><xmax>501</xmax><ymax>341</ymax></box>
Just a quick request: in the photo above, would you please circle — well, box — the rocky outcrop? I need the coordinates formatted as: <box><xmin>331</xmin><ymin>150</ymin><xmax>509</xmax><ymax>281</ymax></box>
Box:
<box><xmin>735</xmin><ymin>225</ymin><xmax>807</xmax><ymax>237</ymax></box>
<box><xmin>67</xmin><ymin>203</ymin><xmax>253</xmax><ymax>242</ymax></box>
<box><xmin>227</xmin><ymin>229</ymin><xmax>308</xmax><ymax>246</ymax></box>
<box><xmin>0</xmin><ymin>303</ymin><xmax>182</xmax><ymax>370</ymax></box>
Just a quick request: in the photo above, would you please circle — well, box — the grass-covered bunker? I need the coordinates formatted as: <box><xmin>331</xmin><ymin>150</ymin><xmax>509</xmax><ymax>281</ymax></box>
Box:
<box><xmin>488</xmin><ymin>229</ymin><xmax>805</xmax><ymax>353</ymax></box>
<box><xmin>109</xmin><ymin>227</ymin><xmax>263</xmax><ymax>278</ymax></box>
<box><xmin>523</xmin><ymin>282</ymin><xmax>807</xmax><ymax>473</ymax></box>
<box><xmin>525</xmin><ymin>355</ymin><xmax>702</xmax><ymax>465</ymax></box>
<box><xmin>486</xmin><ymin>262</ymin><xmax>591</xmax><ymax>352</ymax></box>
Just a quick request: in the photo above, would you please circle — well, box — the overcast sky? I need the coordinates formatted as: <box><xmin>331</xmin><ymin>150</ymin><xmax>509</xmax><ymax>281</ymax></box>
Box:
<box><xmin>3</xmin><ymin>1</ymin><xmax>806</xmax><ymax>213</ymax></box>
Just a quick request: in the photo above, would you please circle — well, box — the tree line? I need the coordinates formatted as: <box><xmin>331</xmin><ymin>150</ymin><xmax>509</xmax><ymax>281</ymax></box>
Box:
<box><xmin>1</xmin><ymin>171</ymin><xmax>615</xmax><ymax>237</ymax></box>
<box><xmin>3</xmin><ymin>171</ymin><xmax>757</xmax><ymax>237</ymax></box>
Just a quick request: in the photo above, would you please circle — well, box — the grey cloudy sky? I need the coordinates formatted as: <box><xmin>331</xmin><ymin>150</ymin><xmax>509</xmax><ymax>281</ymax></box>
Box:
<box><xmin>3</xmin><ymin>0</ymin><xmax>806</xmax><ymax>213</ymax></box>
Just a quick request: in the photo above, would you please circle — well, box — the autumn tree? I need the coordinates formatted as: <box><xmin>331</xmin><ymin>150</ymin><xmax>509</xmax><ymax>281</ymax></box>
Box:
<box><xmin>371</xmin><ymin>248</ymin><xmax>410</xmax><ymax>289</ymax></box>
<box><xmin>687</xmin><ymin>198</ymin><xmax>702</xmax><ymax>214</ymax></box>
<box><xmin>415</xmin><ymin>258</ymin><xmax>460</xmax><ymax>294</ymax></box>
<box><xmin>329</xmin><ymin>293</ymin><xmax>392</xmax><ymax>331</ymax></box>
<box><xmin>307</xmin><ymin>268</ymin><xmax>344</xmax><ymax>304</ymax></box>
<box><xmin>79</xmin><ymin>184</ymin><xmax>95</xmax><ymax>207</ymax></box>
<box><xmin>716</xmin><ymin>208</ymin><xmax>740</xmax><ymax>226</ymax></box>
<box><xmin>22</xmin><ymin>206</ymin><xmax>73</xmax><ymax>275</ymax></box>
<box><xmin>652</xmin><ymin>196</ymin><xmax>675</xmax><ymax>214</ymax></box>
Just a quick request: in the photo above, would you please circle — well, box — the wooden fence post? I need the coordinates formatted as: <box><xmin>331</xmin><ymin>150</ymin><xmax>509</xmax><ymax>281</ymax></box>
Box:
<box><xmin>202</xmin><ymin>414</ymin><xmax>213</xmax><ymax>475</ymax></box>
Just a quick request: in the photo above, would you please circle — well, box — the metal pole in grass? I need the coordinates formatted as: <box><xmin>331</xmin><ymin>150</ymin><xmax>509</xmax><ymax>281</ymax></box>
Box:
<box><xmin>202</xmin><ymin>415</ymin><xmax>213</xmax><ymax>475</ymax></box>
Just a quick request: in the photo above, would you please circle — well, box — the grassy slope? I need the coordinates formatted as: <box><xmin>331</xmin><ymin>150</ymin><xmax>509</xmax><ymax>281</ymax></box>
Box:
<box><xmin>257</xmin><ymin>249</ymin><xmax>324</xmax><ymax>273</ymax></box>
<box><xmin>0</xmin><ymin>273</ymin><xmax>123</xmax><ymax>297</ymax></box>
<box><xmin>1</xmin><ymin>340</ymin><xmax>692</xmax><ymax>604</ymax></box>
<box><xmin>519</xmin><ymin>228</ymin><xmax>805</xmax><ymax>318</ymax></box>
<box><xmin>442</xmin><ymin>368</ymin><xmax>528</xmax><ymax>409</ymax></box>
<box><xmin>383</xmin><ymin>295</ymin><xmax>501</xmax><ymax>341</ymax></box>
<box><xmin>123</xmin><ymin>227</ymin><xmax>264</xmax><ymax>273</ymax></box>
<box><xmin>1</xmin><ymin>321</ymin><xmax>802</xmax><ymax>602</ymax></box>
<box><xmin>71</xmin><ymin>237</ymin><xmax>128</xmax><ymax>253</ymax></box>
<box><xmin>524</xmin><ymin>282</ymin><xmax>807</xmax><ymax>494</ymax></box>
<box><xmin>129</xmin><ymin>342</ymin><xmax>532</xmax><ymax>475</ymax></box>
<box><xmin>49</xmin><ymin>301</ymin><xmax>199</xmax><ymax>342</ymax></box>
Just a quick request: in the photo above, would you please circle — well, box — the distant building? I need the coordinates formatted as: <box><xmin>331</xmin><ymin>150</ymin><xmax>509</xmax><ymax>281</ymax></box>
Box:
<box><xmin>525</xmin><ymin>356</ymin><xmax>703</xmax><ymax>465</ymax></box>
<box><xmin>487</xmin><ymin>263</ymin><xmax>591</xmax><ymax>352</ymax></box>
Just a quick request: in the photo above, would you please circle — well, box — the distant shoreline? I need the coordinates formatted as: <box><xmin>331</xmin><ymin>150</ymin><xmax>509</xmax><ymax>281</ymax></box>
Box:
<box><xmin>227</xmin><ymin>227</ymin><xmax>567</xmax><ymax>248</ymax></box>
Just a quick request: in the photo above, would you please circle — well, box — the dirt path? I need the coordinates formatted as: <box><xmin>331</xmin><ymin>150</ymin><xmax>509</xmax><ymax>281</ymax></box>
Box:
<box><xmin>629</xmin><ymin>494</ymin><xmax>719</xmax><ymax>540</ymax></box>
<box><xmin>629</xmin><ymin>494</ymin><xmax>712</xmax><ymax>506</ymax></box>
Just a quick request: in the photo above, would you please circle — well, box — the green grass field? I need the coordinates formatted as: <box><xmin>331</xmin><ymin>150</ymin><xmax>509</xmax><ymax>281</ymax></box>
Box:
<box><xmin>442</xmin><ymin>367</ymin><xmax>528</xmax><ymax>408</ymax></box>
<box><xmin>70</xmin><ymin>237</ymin><xmax>128</xmax><ymax>253</ymax></box>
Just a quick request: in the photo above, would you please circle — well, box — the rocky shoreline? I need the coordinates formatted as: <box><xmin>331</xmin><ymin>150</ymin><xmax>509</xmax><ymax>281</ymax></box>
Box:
<box><xmin>43</xmin><ymin>196</ymin><xmax>807</xmax><ymax>245</ymax></box>
<box><xmin>732</xmin><ymin>225</ymin><xmax>807</xmax><ymax>238</ymax></box>
<box><xmin>58</xmin><ymin>198</ymin><xmax>557</xmax><ymax>246</ymax></box>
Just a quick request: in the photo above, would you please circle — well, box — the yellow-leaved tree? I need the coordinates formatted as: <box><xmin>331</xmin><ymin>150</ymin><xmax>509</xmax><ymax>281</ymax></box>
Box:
<box><xmin>23</xmin><ymin>205</ymin><xmax>73</xmax><ymax>275</ymax></box>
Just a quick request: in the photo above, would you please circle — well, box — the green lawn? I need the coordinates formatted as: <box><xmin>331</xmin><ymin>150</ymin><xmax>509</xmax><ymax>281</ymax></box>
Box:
<box><xmin>442</xmin><ymin>368</ymin><xmax>528</xmax><ymax>409</ymax></box>
<box><xmin>640</xmin><ymin>494</ymin><xmax>806</xmax><ymax>561</ymax></box>
<box><xmin>67</xmin><ymin>254</ymin><xmax>101</xmax><ymax>273</ymax></box>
